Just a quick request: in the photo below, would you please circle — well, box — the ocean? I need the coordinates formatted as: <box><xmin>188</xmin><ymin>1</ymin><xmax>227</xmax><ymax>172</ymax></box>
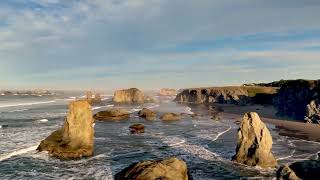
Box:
<box><xmin>0</xmin><ymin>93</ymin><xmax>319</xmax><ymax>179</ymax></box>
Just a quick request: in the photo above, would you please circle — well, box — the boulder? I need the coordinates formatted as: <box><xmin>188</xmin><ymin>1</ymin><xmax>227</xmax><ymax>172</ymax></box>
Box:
<box><xmin>305</xmin><ymin>99</ymin><xmax>320</xmax><ymax>124</ymax></box>
<box><xmin>37</xmin><ymin>100</ymin><xmax>94</xmax><ymax>159</ymax></box>
<box><xmin>129</xmin><ymin>124</ymin><xmax>145</xmax><ymax>134</ymax></box>
<box><xmin>161</xmin><ymin>113</ymin><xmax>181</xmax><ymax>121</ymax></box>
<box><xmin>115</xmin><ymin>157</ymin><xmax>191</xmax><ymax>180</ymax></box>
<box><xmin>277</xmin><ymin>160</ymin><xmax>320</xmax><ymax>180</ymax></box>
<box><xmin>113</xmin><ymin>88</ymin><xmax>145</xmax><ymax>104</ymax></box>
<box><xmin>94</xmin><ymin>108</ymin><xmax>130</xmax><ymax>121</ymax></box>
<box><xmin>138</xmin><ymin>108</ymin><xmax>156</xmax><ymax>121</ymax></box>
<box><xmin>159</xmin><ymin>88</ymin><xmax>177</xmax><ymax>96</ymax></box>
<box><xmin>232</xmin><ymin>112</ymin><xmax>277</xmax><ymax>168</ymax></box>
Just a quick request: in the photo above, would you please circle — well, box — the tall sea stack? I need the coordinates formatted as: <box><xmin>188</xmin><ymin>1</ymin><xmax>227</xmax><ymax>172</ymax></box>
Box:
<box><xmin>37</xmin><ymin>100</ymin><xmax>94</xmax><ymax>159</ymax></box>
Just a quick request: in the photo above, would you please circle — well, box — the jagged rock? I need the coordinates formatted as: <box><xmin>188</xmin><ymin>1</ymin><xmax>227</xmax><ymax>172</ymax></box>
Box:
<box><xmin>37</xmin><ymin>100</ymin><xmax>94</xmax><ymax>159</ymax></box>
<box><xmin>159</xmin><ymin>88</ymin><xmax>177</xmax><ymax>96</ymax></box>
<box><xmin>113</xmin><ymin>88</ymin><xmax>145</xmax><ymax>104</ymax></box>
<box><xmin>115</xmin><ymin>157</ymin><xmax>191</xmax><ymax>180</ymax></box>
<box><xmin>277</xmin><ymin>165</ymin><xmax>301</xmax><ymax>180</ymax></box>
<box><xmin>305</xmin><ymin>99</ymin><xmax>320</xmax><ymax>124</ymax></box>
<box><xmin>161</xmin><ymin>113</ymin><xmax>181</xmax><ymax>121</ymax></box>
<box><xmin>94</xmin><ymin>108</ymin><xmax>130</xmax><ymax>121</ymax></box>
<box><xmin>129</xmin><ymin>124</ymin><xmax>145</xmax><ymax>134</ymax></box>
<box><xmin>277</xmin><ymin>160</ymin><xmax>320</xmax><ymax>180</ymax></box>
<box><xmin>138</xmin><ymin>108</ymin><xmax>156</xmax><ymax>121</ymax></box>
<box><xmin>232</xmin><ymin>112</ymin><xmax>277</xmax><ymax>168</ymax></box>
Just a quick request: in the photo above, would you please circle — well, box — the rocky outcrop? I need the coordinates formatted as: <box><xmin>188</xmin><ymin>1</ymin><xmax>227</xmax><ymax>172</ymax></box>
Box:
<box><xmin>37</xmin><ymin>100</ymin><xmax>94</xmax><ymax>159</ymax></box>
<box><xmin>113</xmin><ymin>88</ymin><xmax>145</xmax><ymax>104</ymax></box>
<box><xmin>129</xmin><ymin>124</ymin><xmax>145</xmax><ymax>134</ymax></box>
<box><xmin>115</xmin><ymin>157</ymin><xmax>191</xmax><ymax>180</ymax></box>
<box><xmin>159</xmin><ymin>88</ymin><xmax>177</xmax><ymax>96</ymax></box>
<box><xmin>277</xmin><ymin>160</ymin><xmax>320</xmax><ymax>180</ymax></box>
<box><xmin>305</xmin><ymin>99</ymin><xmax>320</xmax><ymax>124</ymax></box>
<box><xmin>94</xmin><ymin>108</ymin><xmax>130</xmax><ymax>121</ymax></box>
<box><xmin>232</xmin><ymin>112</ymin><xmax>277</xmax><ymax>168</ymax></box>
<box><xmin>85</xmin><ymin>91</ymin><xmax>102</xmax><ymax>105</ymax></box>
<box><xmin>273</xmin><ymin>80</ymin><xmax>320</xmax><ymax>123</ymax></box>
<box><xmin>161</xmin><ymin>113</ymin><xmax>181</xmax><ymax>121</ymax></box>
<box><xmin>175</xmin><ymin>86</ymin><xmax>277</xmax><ymax>106</ymax></box>
<box><xmin>138</xmin><ymin>108</ymin><xmax>156</xmax><ymax>120</ymax></box>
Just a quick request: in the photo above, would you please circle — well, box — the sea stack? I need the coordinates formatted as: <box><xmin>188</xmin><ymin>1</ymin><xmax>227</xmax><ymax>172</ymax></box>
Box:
<box><xmin>232</xmin><ymin>112</ymin><xmax>277</xmax><ymax>168</ymax></box>
<box><xmin>37</xmin><ymin>100</ymin><xmax>94</xmax><ymax>159</ymax></box>
<box><xmin>113</xmin><ymin>88</ymin><xmax>144</xmax><ymax>104</ymax></box>
<box><xmin>115</xmin><ymin>157</ymin><xmax>190</xmax><ymax>180</ymax></box>
<box><xmin>86</xmin><ymin>91</ymin><xmax>93</xmax><ymax>104</ymax></box>
<box><xmin>159</xmin><ymin>88</ymin><xmax>177</xmax><ymax>96</ymax></box>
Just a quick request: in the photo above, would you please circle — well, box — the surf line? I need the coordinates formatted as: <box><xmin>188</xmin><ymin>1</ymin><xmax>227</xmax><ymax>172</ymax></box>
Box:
<box><xmin>0</xmin><ymin>144</ymin><xmax>39</xmax><ymax>161</ymax></box>
<box><xmin>212</xmin><ymin>126</ymin><xmax>232</xmax><ymax>142</ymax></box>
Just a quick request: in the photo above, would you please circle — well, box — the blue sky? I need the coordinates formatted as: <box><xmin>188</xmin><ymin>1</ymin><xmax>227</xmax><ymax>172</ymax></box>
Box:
<box><xmin>0</xmin><ymin>0</ymin><xmax>320</xmax><ymax>90</ymax></box>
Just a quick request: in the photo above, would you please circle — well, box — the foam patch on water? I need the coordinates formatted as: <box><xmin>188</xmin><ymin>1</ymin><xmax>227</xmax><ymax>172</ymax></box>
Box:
<box><xmin>37</xmin><ymin>119</ymin><xmax>49</xmax><ymax>123</ymax></box>
<box><xmin>0</xmin><ymin>144</ymin><xmax>39</xmax><ymax>161</ymax></box>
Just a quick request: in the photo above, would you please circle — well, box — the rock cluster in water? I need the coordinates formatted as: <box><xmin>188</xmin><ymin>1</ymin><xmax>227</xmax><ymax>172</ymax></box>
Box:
<box><xmin>94</xmin><ymin>108</ymin><xmax>130</xmax><ymax>121</ymax></box>
<box><xmin>277</xmin><ymin>160</ymin><xmax>320</xmax><ymax>180</ymax></box>
<box><xmin>232</xmin><ymin>112</ymin><xmax>277</xmax><ymax>168</ymax></box>
<box><xmin>37</xmin><ymin>100</ymin><xmax>94</xmax><ymax>159</ymax></box>
<box><xmin>115</xmin><ymin>157</ymin><xmax>191</xmax><ymax>180</ymax></box>
<box><xmin>86</xmin><ymin>91</ymin><xmax>102</xmax><ymax>105</ymax></box>
<box><xmin>113</xmin><ymin>88</ymin><xmax>145</xmax><ymax>104</ymax></box>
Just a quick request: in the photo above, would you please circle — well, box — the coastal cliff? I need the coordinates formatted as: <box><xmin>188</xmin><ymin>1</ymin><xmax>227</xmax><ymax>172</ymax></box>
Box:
<box><xmin>175</xmin><ymin>86</ymin><xmax>278</xmax><ymax>105</ymax></box>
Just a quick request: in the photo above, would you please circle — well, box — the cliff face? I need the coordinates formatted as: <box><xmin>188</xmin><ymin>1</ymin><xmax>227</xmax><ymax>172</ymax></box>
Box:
<box><xmin>273</xmin><ymin>79</ymin><xmax>320</xmax><ymax>122</ymax></box>
<box><xmin>175</xmin><ymin>86</ymin><xmax>278</xmax><ymax>105</ymax></box>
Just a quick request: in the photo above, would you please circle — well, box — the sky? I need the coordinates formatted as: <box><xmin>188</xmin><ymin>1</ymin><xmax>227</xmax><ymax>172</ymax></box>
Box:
<box><xmin>0</xmin><ymin>0</ymin><xmax>320</xmax><ymax>90</ymax></box>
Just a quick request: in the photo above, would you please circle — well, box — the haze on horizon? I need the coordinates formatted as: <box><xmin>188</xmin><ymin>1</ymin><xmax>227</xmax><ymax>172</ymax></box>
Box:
<box><xmin>0</xmin><ymin>0</ymin><xmax>320</xmax><ymax>90</ymax></box>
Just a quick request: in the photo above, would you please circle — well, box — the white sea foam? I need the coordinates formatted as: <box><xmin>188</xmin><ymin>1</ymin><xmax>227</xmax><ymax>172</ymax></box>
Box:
<box><xmin>184</xmin><ymin>106</ymin><xmax>194</xmax><ymax>114</ymax></box>
<box><xmin>8</xmin><ymin>108</ymin><xmax>29</xmax><ymax>113</ymax></box>
<box><xmin>146</xmin><ymin>104</ymin><xmax>160</xmax><ymax>109</ymax></box>
<box><xmin>0</xmin><ymin>145</ymin><xmax>39</xmax><ymax>161</ymax></box>
<box><xmin>277</xmin><ymin>149</ymin><xmax>296</xmax><ymax>160</ymax></box>
<box><xmin>0</xmin><ymin>100</ymin><xmax>56</xmax><ymax>108</ymax></box>
<box><xmin>38</xmin><ymin>119</ymin><xmax>49</xmax><ymax>122</ymax></box>
<box><xmin>212</xmin><ymin>126</ymin><xmax>232</xmax><ymax>142</ymax></box>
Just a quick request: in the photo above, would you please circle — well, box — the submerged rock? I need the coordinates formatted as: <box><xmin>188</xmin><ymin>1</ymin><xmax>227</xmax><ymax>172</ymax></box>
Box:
<box><xmin>37</xmin><ymin>100</ymin><xmax>94</xmax><ymax>159</ymax></box>
<box><xmin>113</xmin><ymin>88</ymin><xmax>145</xmax><ymax>104</ymax></box>
<box><xmin>115</xmin><ymin>157</ymin><xmax>190</xmax><ymax>180</ymax></box>
<box><xmin>94</xmin><ymin>108</ymin><xmax>130</xmax><ymax>121</ymax></box>
<box><xmin>161</xmin><ymin>113</ymin><xmax>181</xmax><ymax>121</ymax></box>
<box><xmin>129</xmin><ymin>124</ymin><xmax>145</xmax><ymax>134</ymax></box>
<box><xmin>138</xmin><ymin>108</ymin><xmax>156</xmax><ymax>120</ymax></box>
<box><xmin>232</xmin><ymin>112</ymin><xmax>277</xmax><ymax>168</ymax></box>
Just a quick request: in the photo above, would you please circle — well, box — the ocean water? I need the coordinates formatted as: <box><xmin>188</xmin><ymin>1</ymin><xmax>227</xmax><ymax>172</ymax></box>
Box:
<box><xmin>0</xmin><ymin>94</ymin><xmax>320</xmax><ymax>180</ymax></box>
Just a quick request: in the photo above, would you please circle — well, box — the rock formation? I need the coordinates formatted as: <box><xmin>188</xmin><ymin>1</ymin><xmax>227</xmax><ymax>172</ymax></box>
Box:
<box><xmin>115</xmin><ymin>157</ymin><xmax>191</xmax><ymax>180</ymax></box>
<box><xmin>232</xmin><ymin>112</ymin><xmax>277</xmax><ymax>168</ymax></box>
<box><xmin>161</xmin><ymin>113</ymin><xmax>181</xmax><ymax>121</ymax></box>
<box><xmin>85</xmin><ymin>91</ymin><xmax>102</xmax><ymax>105</ymax></box>
<box><xmin>138</xmin><ymin>108</ymin><xmax>156</xmax><ymax>120</ymax></box>
<box><xmin>277</xmin><ymin>160</ymin><xmax>320</xmax><ymax>180</ymax></box>
<box><xmin>113</xmin><ymin>88</ymin><xmax>145</xmax><ymax>104</ymax></box>
<box><xmin>86</xmin><ymin>91</ymin><xmax>93</xmax><ymax>104</ymax></box>
<box><xmin>175</xmin><ymin>86</ymin><xmax>277</xmax><ymax>106</ymax></box>
<box><xmin>129</xmin><ymin>124</ymin><xmax>145</xmax><ymax>134</ymax></box>
<box><xmin>159</xmin><ymin>88</ymin><xmax>177</xmax><ymax>96</ymax></box>
<box><xmin>37</xmin><ymin>100</ymin><xmax>94</xmax><ymax>159</ymax></box>
<box><xmin>144</xmin><ymin>96</ymin><xmax>156</xmax><ymax>103</ymax></box>
<box><xmin>274</xmin><ymin>79</ymin><xmax>320</xmax><ymax>122</ymax></box>
<box><xmin>305</xmin><ymin>99</ymin><xmax>320</xmax><ymax>124</ymax></box>
<box><xmin>94</xmin><ymin>108</ymin><xmax>130</xmax><ymax>121</ymax></box>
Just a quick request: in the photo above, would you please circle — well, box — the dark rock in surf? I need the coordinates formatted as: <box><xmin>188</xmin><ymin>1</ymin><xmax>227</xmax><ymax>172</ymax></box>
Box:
<box><xmin>129</xmin><ymin>124</ymin><xmax>145</xmax><ymax>134</ymax></box>
<box><xmin>161</xmin><ymin>113</ymin><xmax>181</xmax><ymax>121</ymax></box>
<box><xmin>138</xmin><ymin>108</ymin><xmax>156</xmax><ymax>121</ymax></box>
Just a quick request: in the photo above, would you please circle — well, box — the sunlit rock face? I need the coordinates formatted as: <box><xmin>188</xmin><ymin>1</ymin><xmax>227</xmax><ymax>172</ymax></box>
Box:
<box><xmin>115</xmin><ymin>157</ymin><xmax>191</xmax><ymax>180</ymax></box>
<box><xmin>159</xmin><ymin>88</ymin><xmax>177</xmax><ymax>96</ymax></box>
<box><xmin>277</xmin><ymin>160</ymin><xmax>320</xmax><ymax>180</ymax></box>
<box><xmin>94</xmin><ymin>108</ymin><xmax>130</xmax><ymax>121</ymax></box>
<box><xmin>37</xmin><ymin>100</ymin><xmax>94</xmax><ymax>159</ymax></box>
<box><xmin>232</xmin><ymin>112</ymin><xmax>277</xmax><ymax>168</ymax></box>
<box><xmin>113</xmin><ymin>88</ymin><xmax>145</xmax><ymax>104</ymax></box>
